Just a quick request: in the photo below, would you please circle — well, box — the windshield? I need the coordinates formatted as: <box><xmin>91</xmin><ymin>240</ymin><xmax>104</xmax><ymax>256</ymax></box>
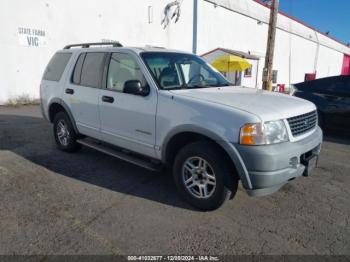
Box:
<box><xmin>141</xmin><ymin>52</ymin><xmax>231</xmax><ymax>90</ymax></box>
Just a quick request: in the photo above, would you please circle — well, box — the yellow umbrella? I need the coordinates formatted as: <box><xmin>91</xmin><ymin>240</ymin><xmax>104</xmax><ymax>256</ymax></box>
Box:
<box><xmin>211</xmin><ymin>55</ymin><xmax>251</xmax><ymax>72</ymax></box>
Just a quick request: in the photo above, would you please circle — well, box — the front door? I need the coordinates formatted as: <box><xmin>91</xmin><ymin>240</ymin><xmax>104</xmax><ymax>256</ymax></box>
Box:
<box><xmin>99</xmin><ymin>52</ymin><xmax>157</xmax><ymax>158</ymax></box>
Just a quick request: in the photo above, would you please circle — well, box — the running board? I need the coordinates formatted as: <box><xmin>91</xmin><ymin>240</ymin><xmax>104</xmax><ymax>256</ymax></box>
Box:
<box><xmin>77</xmin><ymin>138</ymin><xmax>162</xmax><ymax>172</ymax></box>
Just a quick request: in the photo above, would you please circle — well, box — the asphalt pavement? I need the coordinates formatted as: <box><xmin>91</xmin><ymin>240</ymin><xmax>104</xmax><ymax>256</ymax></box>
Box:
<box><xmin>0</xmin><ymin>105</ymin><xmax>349</xmax><ymax>255</ymax></box>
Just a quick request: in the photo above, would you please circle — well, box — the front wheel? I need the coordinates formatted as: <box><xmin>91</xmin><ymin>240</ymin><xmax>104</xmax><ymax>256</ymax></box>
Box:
<box><xmin>173</xmin><ymin>141</ymin><xmax>238</xmax><ymax>211</ymax></box>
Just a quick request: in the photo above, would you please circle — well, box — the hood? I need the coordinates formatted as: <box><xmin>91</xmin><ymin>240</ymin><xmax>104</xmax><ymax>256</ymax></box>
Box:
<box><xmin>170</xmin><ymin>86</ymin><xmax>316</xmax><ymax>122</ymax></box>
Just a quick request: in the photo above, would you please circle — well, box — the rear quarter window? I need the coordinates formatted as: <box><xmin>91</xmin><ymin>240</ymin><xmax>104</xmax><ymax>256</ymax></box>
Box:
<box><xmin>72</xmin><ymin>53</ymin><xmax>86</xmax><ymax>84</ymax></box>
<box><xmin>43</xmin><ymin>52</ymin><xmax>72</xmax><ymax>81</ymax></box>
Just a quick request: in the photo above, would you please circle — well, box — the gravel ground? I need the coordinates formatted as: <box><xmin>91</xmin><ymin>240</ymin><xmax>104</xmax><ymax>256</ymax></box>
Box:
<box><xmin>0</xmin><ymin>105</ymin><xmax>349</xmax><ymax>255</ymax></box>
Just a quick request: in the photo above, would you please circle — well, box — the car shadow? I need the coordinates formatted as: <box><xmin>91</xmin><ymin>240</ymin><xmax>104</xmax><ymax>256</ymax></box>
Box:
<box><xmin>0</xmin><ymin>114</ymin><xmax>194</xmax><ymax>211</ymax></box>
<box><xmin>2</xmin><ymin>114</ymin><xmax>348</xmax><ymax>211</ymax></box>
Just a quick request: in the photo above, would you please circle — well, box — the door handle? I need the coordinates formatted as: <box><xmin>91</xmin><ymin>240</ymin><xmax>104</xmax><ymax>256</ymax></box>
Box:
<box><xmin>102</xmin><ymin>96</ymin><xmax>114</xmax><ymax>103</ymax></box>
<box><xmin>65</xmin><ymin>88</ymin><xmax>74</xmax><ymax>95</ymax></box>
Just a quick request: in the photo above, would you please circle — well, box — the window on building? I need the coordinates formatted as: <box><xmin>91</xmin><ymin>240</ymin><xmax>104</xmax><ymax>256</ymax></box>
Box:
<box><xmin>107</xmin><ymin>53</ymin><xmax>147</xmax><ymax>92</ymax></box>
<box><xmin>43</xmin><ymin>52</ymin><xmax>72</xmax><ymax>81</ymax></box>
<box><xmin>244</xmin><ymin>67</ymin><xmax>252</xmax><ymax>77</ymax></box>
<box><xmin>272</xmin><ymin>70</ymin><xmax>278</xmax><ymax>84</ymax></box>
<box><xmin>80</xmin><ymin>52</ymin><xmax>106</xmax><ymax>88</ymax></box>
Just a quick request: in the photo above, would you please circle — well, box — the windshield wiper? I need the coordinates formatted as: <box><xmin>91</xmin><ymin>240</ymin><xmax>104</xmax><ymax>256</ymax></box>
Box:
<box><xmin>186</xmin><ymin>84</ymin><xmax>210</xmax><ymax>89</ymax></box>
<box><xmin>164</xmin><ymin>83</ymin><xmax>232</xmax><ymax>90</ymax></box>
<box><xmin>163</xmin><ymin>85</ymin><xmax>187</xmax><ymax>90</ymax></box>
<box><xmin>187</xmin><ymin>83</ymin><xmax>233</xmax><ymax>89</ymax></box>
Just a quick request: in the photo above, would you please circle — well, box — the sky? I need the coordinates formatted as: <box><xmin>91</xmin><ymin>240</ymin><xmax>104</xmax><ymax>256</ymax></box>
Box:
<box><xmin>278</xmin><ymin>0</ymin><xmax>350</xmax><ymax>45</ymax></box>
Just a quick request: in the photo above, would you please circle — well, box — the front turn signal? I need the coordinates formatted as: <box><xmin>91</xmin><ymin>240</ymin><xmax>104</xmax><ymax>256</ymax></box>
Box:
<box><xmin>239</xmin><ymin>123</ymin><xmax>264</xmax><ymax>145</ymax></box>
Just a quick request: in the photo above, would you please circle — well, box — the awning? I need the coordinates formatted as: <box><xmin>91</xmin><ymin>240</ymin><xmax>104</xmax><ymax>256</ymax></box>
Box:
<box><xmin>211</xmin><ymin>55</ymin><xmax>251</xmax><ymax>72</ymax></box>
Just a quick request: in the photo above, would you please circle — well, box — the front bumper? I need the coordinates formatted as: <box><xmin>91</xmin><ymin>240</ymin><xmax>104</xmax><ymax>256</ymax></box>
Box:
<box><xmin>235</xmin><ymin>126</ymin><xmax>323</xmax><ymax>197</ymax></box>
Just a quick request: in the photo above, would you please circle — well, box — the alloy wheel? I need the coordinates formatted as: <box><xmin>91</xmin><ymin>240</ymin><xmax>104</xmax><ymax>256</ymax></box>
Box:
<box><xmin>182</xmin><ymin>156</ymin><xmax>216</xmax><ymax>199</ymax></box>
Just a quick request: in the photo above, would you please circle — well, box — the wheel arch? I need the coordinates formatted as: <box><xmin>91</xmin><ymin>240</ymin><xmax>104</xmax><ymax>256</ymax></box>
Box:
<box><xmin>161</xmin><ymin>125</ymin><xmax>252</xmax><ymax>189</ymax></box>
<box><xmin>48</xmin><ymin>98</ymin><xmax>79</xmax><ymax>134</ymax></box>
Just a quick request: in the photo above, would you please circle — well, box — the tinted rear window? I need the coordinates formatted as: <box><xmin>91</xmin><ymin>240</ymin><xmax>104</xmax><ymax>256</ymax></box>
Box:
<box><xmin>43</xmin><ymin>53</ymin><xmax>72</xmax><ymax>81</ymax></box>
<box><xmin>72</xmin><ymin>53</ymin><xmax>86</xmax><ymax>84</ymax></box>
<box><xmin>80</xmin><ymin>52</ymin><xmax>106</xmax><ymax>88</ymax></box>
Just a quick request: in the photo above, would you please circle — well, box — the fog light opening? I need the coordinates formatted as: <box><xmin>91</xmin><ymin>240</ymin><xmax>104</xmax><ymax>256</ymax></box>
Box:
<box><xmin>289</xmin><ymin>157</ymin><xmax>299</xmax><ymax>168</ymax></box>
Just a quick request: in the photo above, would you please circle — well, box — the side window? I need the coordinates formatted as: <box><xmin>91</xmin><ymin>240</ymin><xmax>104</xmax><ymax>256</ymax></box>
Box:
<box><xmin>244</xmin><ymin>67</ymin><xmax>252</xmax><ymax>77</ymax></box>
<box><xmin>72</xmin><ymin>53</ymin><xmax>86</xmax><ymax>84</ymax></box>
<box><xmin>80</xmin><ymin>52</ymin><xmax>106</xmax><ymax>88</ymax></box>
<box><xmin>43</xmin><ymin>52</ymin><xmax>72</xmax><ymax>81</ymax></box>
<box><xmin>332</xmin><ymin>78</ymin><xmax>350</xmax><ymax>95</ymax></box>
<box><xmin>107</xmin><ymin>53</ymin><xmax>147</xmax><ymax>92</ymax></box>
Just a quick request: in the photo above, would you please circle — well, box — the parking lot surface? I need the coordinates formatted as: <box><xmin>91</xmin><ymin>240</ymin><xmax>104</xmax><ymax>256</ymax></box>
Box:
<box><xmin>0</xmin><ymin>105</ymin><xmax>349</xmax><ymax>255</ymax></box>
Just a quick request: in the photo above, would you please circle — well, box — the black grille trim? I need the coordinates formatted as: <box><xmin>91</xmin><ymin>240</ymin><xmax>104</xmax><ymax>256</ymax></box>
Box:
<box><xmin>287</xmin><ymin>111</ymin><xmax>317</xmax><ymax>137</ymax></box>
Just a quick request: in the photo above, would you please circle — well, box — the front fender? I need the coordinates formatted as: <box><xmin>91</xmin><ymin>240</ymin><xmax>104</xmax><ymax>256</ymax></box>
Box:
<box><xmin>161</xmin><ymin>124</ymin><xmax>253</xmax><ymax>189</ymax></box>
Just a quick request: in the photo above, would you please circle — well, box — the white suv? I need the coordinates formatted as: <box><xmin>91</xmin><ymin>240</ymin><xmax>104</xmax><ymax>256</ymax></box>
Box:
<box><xmin>40</xmin><ymin>42</ymin><xmax>323</xmax><ymax>210</ymax></box>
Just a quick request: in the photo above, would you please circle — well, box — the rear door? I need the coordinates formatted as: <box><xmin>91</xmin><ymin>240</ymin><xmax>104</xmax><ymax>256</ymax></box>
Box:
<box><xmin>63</xmin><ymin>52</ymin><xmax>107</xmax><ymax>137</ymax></box>
<box><xmin>98</xmin><ymin>52</ymin><xmax>157</xmax><ymax>158</ymax></box>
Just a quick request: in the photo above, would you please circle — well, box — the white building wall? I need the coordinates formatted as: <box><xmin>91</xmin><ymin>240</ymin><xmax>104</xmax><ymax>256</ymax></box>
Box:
<box><xmin>289</xmin><ymin>34</ymin><xmax>318</xmax><ymax>83</ymax></box>
<box><xmin>0</xmin><ymin>0</ymin><xmax>349</xmax><ymax>104</ymax></box>
<box><xmin>0</xmin><ymin>0</ymin><xmax>194</xmax><ymax>104</ymax></box>
<box><xmin>197</xmin><ymin>0</ymin><xmax>350</xmax><ymax>87</ymax></box>
<box><xmin>197</xmin><ymin>0</ymin><xmax>268</xmax><ymax>56</ymax></box>
<box><xmin>317</xmin><ymin>45</ymin><xmax>344</xmax><ymax>78</ymax></box>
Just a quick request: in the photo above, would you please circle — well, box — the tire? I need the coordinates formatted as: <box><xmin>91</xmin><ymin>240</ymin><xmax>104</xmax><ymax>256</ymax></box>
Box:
<box><xmin>53</xmin><ymin>111</ymin><xmax>81</xmax><ymax>152</ymax></box>
<box><xmin>173</xmin><ymin>141</ymin><xmax>238</xmax><ymax>211</ymax></box>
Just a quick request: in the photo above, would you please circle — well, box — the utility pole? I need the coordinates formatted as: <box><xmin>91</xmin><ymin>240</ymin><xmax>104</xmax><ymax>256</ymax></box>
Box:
<box><xmin>192</xmin><ymin>0</ymin><xmax>198</xmax><ymax>54</ymax></box>
<box><xmin>262</xmin><ymin>0</ymin><xmax>279</xmax><ymax>91</ymax></box>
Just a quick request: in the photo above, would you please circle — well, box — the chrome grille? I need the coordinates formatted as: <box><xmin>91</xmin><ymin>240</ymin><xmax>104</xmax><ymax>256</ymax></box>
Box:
<box><xmin>287</xmin><ymin>111</ymin><xmax>317</xmax><ymax>137</ymax></box>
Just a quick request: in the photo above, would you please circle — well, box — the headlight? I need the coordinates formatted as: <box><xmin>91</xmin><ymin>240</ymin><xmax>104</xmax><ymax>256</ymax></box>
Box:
<box><xmin>240</xmin><ymin>120</ymin><xmax>289</xmax><ymax>145</ymax></box>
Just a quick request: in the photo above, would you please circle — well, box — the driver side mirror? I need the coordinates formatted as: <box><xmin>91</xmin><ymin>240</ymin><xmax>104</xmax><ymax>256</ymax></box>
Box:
<box><xmin>123</xmin><ymin>80</ymin><xmax>150</xmax><ymax>96</ymax></box>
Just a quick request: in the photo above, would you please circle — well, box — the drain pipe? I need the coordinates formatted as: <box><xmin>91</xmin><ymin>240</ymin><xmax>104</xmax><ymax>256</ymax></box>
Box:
<box><xmin>192</xmin><ymin>0</ymin><xmax>198</xmax><ymax>54</ymax></box>
<box><xmin>313</xmin><ymin>30</ymin><xmax>320</xmax><ymax>73</ymax></box>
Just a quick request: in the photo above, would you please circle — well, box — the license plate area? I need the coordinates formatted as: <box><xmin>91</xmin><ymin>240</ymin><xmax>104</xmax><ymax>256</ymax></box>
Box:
<box><xmin>301</xmin><ymin>150</ymin><xmax>318</xmax><ymax>177</ymax></box>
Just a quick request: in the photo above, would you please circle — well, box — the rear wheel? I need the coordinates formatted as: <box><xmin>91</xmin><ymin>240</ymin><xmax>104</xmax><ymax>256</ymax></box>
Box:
<box><xmin>53</xmin><ymin>111</ymin><xmax>81</xmax><ymax>152</ymax></box>
<box><xmin>173</xmin><ymin>141</ymin><xmax>238</xmax><ymax>211</ymax></box>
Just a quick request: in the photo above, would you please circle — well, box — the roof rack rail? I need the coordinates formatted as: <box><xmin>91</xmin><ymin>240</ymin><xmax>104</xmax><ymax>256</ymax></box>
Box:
<box><xmin>145</xmin><ymin>45</ymin><xmax>166</xmax><ymax>49</ymax></box>
<box><xmin>63</xmin><ymin>42</ymin><xmax>123</xmax><ymax>49</ymax></box>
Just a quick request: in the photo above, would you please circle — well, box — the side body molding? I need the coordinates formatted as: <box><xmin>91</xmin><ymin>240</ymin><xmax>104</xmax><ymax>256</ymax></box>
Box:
<box><xmin>160</xmin><ymin>125</ymin><xmax>253</xmax><ymax>189</ymax></box>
